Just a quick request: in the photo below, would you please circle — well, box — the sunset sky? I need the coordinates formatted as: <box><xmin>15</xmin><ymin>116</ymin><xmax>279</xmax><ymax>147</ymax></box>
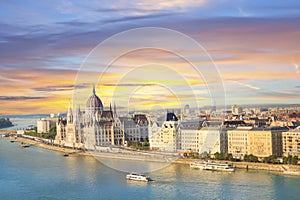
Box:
<box><xmin>0</xmin><ymin>0</ymin><xmax>300</xmax><ymax>114</ymax></box>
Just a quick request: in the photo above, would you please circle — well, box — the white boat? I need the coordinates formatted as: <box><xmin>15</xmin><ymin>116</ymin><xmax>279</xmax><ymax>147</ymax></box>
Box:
<box><xmin>1</xmin><ymin>133</ymin><xmax>9</xmax><ymax>137</ymax></box>
<box><xmin>126</xmin><ymin>173</ymin><xmax>152</xmax><ymax>182</ymax></box>
<box><xmin>190</xmin><ymin>160</ymin><xmax>235</xmax><ymax>172</ymax></box>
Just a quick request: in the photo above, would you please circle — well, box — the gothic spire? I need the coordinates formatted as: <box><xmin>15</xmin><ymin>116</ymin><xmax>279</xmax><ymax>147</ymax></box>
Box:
<box><xmin>113</xmin><ymin>101</ymin><xmax>117</xmax><ymax>117</ymax></box>
<box><xmin>68</xmin><ymin>100</ymin><xmax>72</xmax><ymax>114</ymax></box>
<box><xmin>67</xmin><ymin>100</ymin><xmax>73</xmax><ymax>123</ymax></box>
<box><xmin>93</xmin><ymin>84</ymin><xmax>96</xmax><ymax>95</ymax></box>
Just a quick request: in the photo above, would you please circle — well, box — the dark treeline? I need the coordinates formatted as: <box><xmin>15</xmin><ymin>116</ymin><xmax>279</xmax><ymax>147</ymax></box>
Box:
<box><xmin>0</xmin><ymin>118</ymin><xmax>13</xmax><ymax>129</ymax></box>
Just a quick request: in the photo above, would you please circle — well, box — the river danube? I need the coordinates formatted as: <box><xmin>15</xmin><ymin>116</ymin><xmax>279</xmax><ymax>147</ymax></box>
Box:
<box><xmin>1</xmin><ymin>138</ymin><xmax>300</xmax><ymax>200</ymax></box>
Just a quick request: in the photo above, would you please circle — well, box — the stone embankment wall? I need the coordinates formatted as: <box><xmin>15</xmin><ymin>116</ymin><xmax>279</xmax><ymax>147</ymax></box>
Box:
<box><xmin>175</xmin><ymin>158</ymin><xmax>300</xmax><ymax>174</ymax></box>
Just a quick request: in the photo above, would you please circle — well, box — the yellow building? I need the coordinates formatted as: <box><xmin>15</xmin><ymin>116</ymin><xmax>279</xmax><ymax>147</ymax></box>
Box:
<box><xmin>228</xmin><ymin>127</ymin><xmax>288</xmax><ymax>159</ymax></box>
<box><xmin>282</xmin><ymin>127</ymin><xmax>300</xmax><ymax>156</ymax></box>
<box><xmin>228</xmin><ymin>127</ymin><xmax>252</xmax><ymax>159</ymax></box>
<box><xmin>249</xmin><ymin>127</ymin><xmax>287</xmax><ymax>158</ymax></box>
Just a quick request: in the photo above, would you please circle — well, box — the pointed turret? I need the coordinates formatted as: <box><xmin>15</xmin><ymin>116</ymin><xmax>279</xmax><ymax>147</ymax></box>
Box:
<box><xmin>67</xmin><ymin>101</ymin><xmax>73</xmax><ymax>123</ymax></box>
<box><xmin>92</xmin><ymin>84</ymin><xmax>96</xmax><ymax>95</ymax></box>
<box><xmin>113</xmin><ymin>101</ymin><xmax>117</xmax><ymax>118</ymax></box>
<box><xmin>74</xmin><ymin>105</ymin><xmax>81</xmax><ymax>125</ymax></box>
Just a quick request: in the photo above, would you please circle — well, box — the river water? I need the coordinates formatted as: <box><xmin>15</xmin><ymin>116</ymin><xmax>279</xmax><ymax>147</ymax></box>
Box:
<box><xmin>0</xmin><ymin>114</ymin><xmax>49</xmax><ymax>130</ymax></box>
<box><xmin>0</xmin><ymin>137</ymin><xmax>300</xmax><ymax>200</ymax></box>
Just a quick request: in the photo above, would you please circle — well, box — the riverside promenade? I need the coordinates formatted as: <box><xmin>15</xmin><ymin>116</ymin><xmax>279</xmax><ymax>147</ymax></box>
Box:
<box><xmin>175</xmin><ymin>158</ymin><xmax>300</xmax><ymax>175</ymax></box>
<box><xmin>7</xmin><ymin>134</ymin><xmax>178</xmax><ymax>163</ymax></box>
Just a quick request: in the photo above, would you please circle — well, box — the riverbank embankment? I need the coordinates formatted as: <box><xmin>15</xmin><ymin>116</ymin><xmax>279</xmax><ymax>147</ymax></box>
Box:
<box><xmin>174</xmin><ymin>158</ymin><xmax>300</xmax><ymax>175</ymax></box>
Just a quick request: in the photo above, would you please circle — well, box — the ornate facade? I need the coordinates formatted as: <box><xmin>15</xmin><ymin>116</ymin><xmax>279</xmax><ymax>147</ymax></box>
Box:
<box><xmin>55</xmin><ymin>87</ymin><xmax>124</xmax><ymax>150</ymax></box>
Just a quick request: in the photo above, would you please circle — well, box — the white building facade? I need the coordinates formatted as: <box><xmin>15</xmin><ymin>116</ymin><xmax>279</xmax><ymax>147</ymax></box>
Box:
<box><xmin>282</xmin><ymin>126</ymin><xmax>300</xmax><ymax>157</ymax></box>
<box><xmin>149</xmin><ymin>113</ymin><xmax>228</xmax><ymax>154</ymax></box>
<box><xmin>37</xmin><ymin>116</ymin><xmax>58</xmax><ymax>133</ymax></box>
<box><xmin>149</xmin><ymin>113</ymin><xmax>179</xmax><ymax>152</ymax></box>
<box><xmin>55</xmin><ymin>87</ymin><xmax>124</xmax><ymax>149</ymax></box>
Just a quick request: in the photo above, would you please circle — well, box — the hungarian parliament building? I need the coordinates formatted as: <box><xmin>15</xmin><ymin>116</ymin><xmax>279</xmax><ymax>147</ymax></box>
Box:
<box><xmin>54</xmin><ymin>87</ymin><xmax>149</xmax><ymax>150</ymax></box>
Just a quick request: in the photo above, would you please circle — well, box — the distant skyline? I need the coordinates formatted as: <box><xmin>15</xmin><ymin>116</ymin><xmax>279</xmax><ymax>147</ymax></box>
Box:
<box><xmin>0</xmin><ymin>0</ymin><xmax>300</xmax><ymax>114</ymax></box>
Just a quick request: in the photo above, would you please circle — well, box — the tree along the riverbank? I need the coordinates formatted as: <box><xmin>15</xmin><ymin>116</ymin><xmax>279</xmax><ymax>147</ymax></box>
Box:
<box><xmin>128</xmin><ymin>141</ymin><xmax>150</xmax><ymax>150</ymax></box>
<box><xmin>214</xmin><ymin>152</ymin><xmax>299</xmax><ymax>165</ymax></box>
<box><xmin>283</xmin><ymin>155</ymin><xmax>299</xmax><ymax>165</ymax></box>
<box><xmin>25</xmin><ymin>126</ymin><xmax>57</xmax><ymax>140</ymax></box>
<box><xmin>183</xmin><ymin>152</ymin><xmax>200</xmax><ymax>159</ymax></box>
<box><xmin>0</xmin><ymin>118</ymin><xmax>13</xmax><ymax>129</ymax></box>
<box><xmin>263</xmin><ymin>155</ymin><xmax>279</xmax><ymax>164</ymax></box>
<box><xmin>243</xmin><ymin>154</ymin><xmax>259</xmax><ymax>162</ymax></box>
<box><xmin>213</xmin><ymin>152</ymin><xmax>237</xmax><ymax>161</ymax></box>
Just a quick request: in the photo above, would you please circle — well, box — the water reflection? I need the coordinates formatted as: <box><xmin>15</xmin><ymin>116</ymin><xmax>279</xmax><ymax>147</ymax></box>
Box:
<box><xmin>63</xmin><ymin>155</ymin><xmax>98</xmax><ymax>183</ymax></box>
<box><xmin>97</xmin><ymin>157</ymin><xmax>172</xmax><ymax>173</ymax></box>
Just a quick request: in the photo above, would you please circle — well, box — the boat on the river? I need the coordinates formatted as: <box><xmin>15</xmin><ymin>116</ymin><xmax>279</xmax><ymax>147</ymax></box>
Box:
<box><xmin>20</xmin><ymin>143</ymin><xmax>31</xmax><ymax>148</ymax></box>
<box><xmin>1</xmin><ymin>133</ymin><xmax>9</xmax><ymax>137</ymax></box>
<box><xmin>190</xmin><ymin>160</ymin><xmax>235</xmax><ymax>172</ymax></box>
<box><xmin>126</xmin><ymin>173</ymin><xmax>152</xmax><ymax>182</ymax></box>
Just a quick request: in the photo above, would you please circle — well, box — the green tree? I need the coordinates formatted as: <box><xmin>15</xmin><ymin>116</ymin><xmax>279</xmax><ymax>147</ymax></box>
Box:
<box><xmin>244</xmin><ymin>154</ymin><xmax>249</xmax><ymax>162</ymax></box>
<box><xmin>190</xmin><ymin>152</ymin><xmax>199</xmax><ymax>159</ymax></box>
<box><xmin>283</xmin><ymin>155</ymin><xmax>299</xmax><ymax>165</ymax></box>
<box><xmin>263</xmin><ymin>155</ymin><xmax>278</xmax><ymax>164</ymax></box>
<box><xmin>291</xmin><ymin>156</ymin><xmax>298</xmax><ymax>165</ymax></box>
<box><xmin>213</xmin><ymin>152</ymin><xmax>235</xmax><ymax>161</ymax></box>
<box><xmin>47</xmin><ymin>126</ymin><xmax>57</xmax><ymax>139</ymax></box>
<box><xmin>214</xmin><ymin>152</ymin><xmax>220</xmax><ymax>160</ymax></box>
<box><xmin>200</xmin><ymin>151</ymin><xmax>210</xmax><ymax>159</ymax></box>
<box><xmin>244</xmin><ymin>154</ymin><xmax>259</xmax><ymax>162</ymax></box>
<box><xmin>226</xmin><ymin>153</ymin><xmax>235</xmax><ymax>161</ymax></box>
<box><xmin>0</xmin><ymin>118</ymin><xmax>13</xmax><ymax>128</ymax></box>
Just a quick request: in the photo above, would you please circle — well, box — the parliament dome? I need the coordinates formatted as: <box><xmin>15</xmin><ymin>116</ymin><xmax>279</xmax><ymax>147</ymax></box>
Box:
<box><xmin>86</xmin><ymin>86</ymin><xmax>103</xmax><ymax>109</ymax></box>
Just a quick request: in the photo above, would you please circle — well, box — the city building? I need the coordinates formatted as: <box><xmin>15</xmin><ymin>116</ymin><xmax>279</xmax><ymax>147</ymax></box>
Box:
<box><xmin>149</xmin><ymin>113</ymin><xmax>229</xmax><ymax>154</ymax></box>
<box><xmin>37</xmin><ymin>115</ymin><xmax>58</xmax><ymax>133</ymax></box>
<box><xmin>228</xmin><ymin>126</ymin><xmax>288</xmax><ymax>159</ymax></box>
<box><xmin>269</xmin><ymin>119</ymin><xmax>294</xmax><ymax>127</ymax></box>
<box><xmin>179</xmin><ymin>127</ymin><xmax>199</xmax><ymax>153</ymax></box>
<box><xmin>148</xmin><ymin>121</ymin><xmax>162</xmax><ymax>150</ymax></box>
<box><xmin>55</xmin><ymin>87</ymin><xmax>124</xmax><ymax>149</ymax></box>
<box><xmin>249</xmin><ymin>127</ymin><xmax>287</xmax><ymax>158</ymax></box>
<box><xmin>119</xmin><ymin>114</ymin><xmax>149</xmax><ymax>144</ymax></box>
<box><xmin>37</xmin><ymin>119</ymin><xmax>50</xmax><ymax>133</ymax></box>
<box><xmin>231</xmin><ymin>104</ymin><xmax>243</xmax><ymax>115</ymax></box>
<box><xmin>282</xmin><ymin>126</ymin><xmax>300</xmax><ymax>156</ymax></box>
<box><xmin>228</xmin><ymin>127</ymin><xmax>253</xmax><ymax>159</ymax></box>
<box><xmin>179</xmin><ymin>122</ymin><xmax>229</xmax><ymax>155</ymax></box>
<box><xmin>183</xmin><ymin>104</ymin><xmax>190</xmax><ymax>116</ymax></box>
<box><xmin>149</xmin><ymin>112</ymin><xmax>179</xmax><ymax>152</ymax></box>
